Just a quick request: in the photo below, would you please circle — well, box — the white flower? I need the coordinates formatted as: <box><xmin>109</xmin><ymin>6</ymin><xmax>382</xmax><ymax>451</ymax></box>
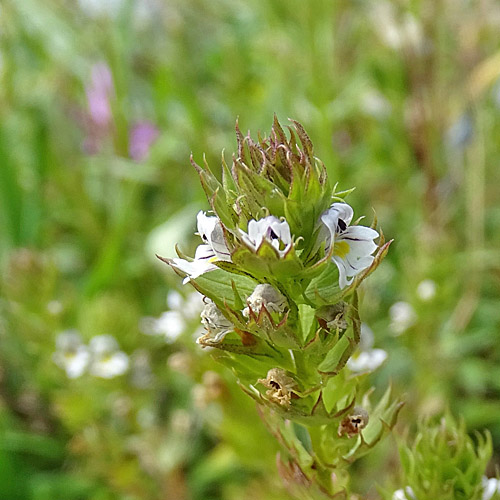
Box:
<box><xmin>242</xmin><ymin>284</ymin><xmax>288</xmax><ymax>317</ymax></box>
<box><xmin>140</xmin><ymin>290</ymin><xmax>204</xmax><ymax>342</ymax></box>
<box><xmin>52</xmin><ymin>330</ymin><xmax>90</xmax><ymax>379</ymax></box>
<box><xmin>171</xmin><ymin>212</ymin><xmax>231</xmax><ymax>284</ymax></box>
<box><xmin>392</xmin><ymin>486</ymin><xmax>416</xmax><ymax>500</ymax></box>
<box><xmin>347</xmin><ymin>324</ymin><xmax>387</xmax><ymax>374</ymax></box>
<box><xmin>370</xmin><ymin>2</ymin><xmax>424</xmax><ymax>53</ymax></box>
<box><xmin>89</xmin><ymin>335</ymin><xmax>129</xmax><ymax>379</ymax></box>
<box><xmin>171</xmin><ymin>244</ymin><xmax>217</xmax><ymax>284</ymax></box>
<box><xmin>389</xmin><ymin>301</ymin><xmax>417</xmax><ymax>335</ymax></box>
<box><xmin>166</xmin><ymin>290</ymin><xmax>184</xmax><ymax>310</ymax></box>
<box><xmin>47</xmin><ymin>300</ymin><xmax>63</xmax><ymax>316</ymax></box>
<box><xmin>416</xmin><ymin>279</ymin><xmax>436</xmax><ymax>301</ymax></box>
<box><xmin>361</xmin><ymin>89</ymin><xmax>391</xmax><ymax>119</ymax></box>
<box><xmin>347</xmin><ymin>349</ymin><xmax>388</xmax><ymax>373</ymax></box>
<box><xmin>196</xmin><ymin>211</ymin><xmax>231</xmax><ymax>260</ymax></box>
<box><xmin>320</xmin><ymin>203</ymin><xmax>379</xmax><ymax>289</ymax></box>
<box><xmin>183</xmin><ymin>291</ymin><xmax>205</xmax><ymax>319</ymax></box>
<box><xmin>239</xmin><ymin>216</ymin><xmax>292</xmax><ymax>257</ymax></box>
<box><xmin>198</xmin><ymin>300</ymin><xmax>233</xmax><ymax>344</ymax></box>
<box><xmin>140</xmin><ymin>310</ymin><xmax>186</xmax><ymax>342</ymax></box>
<box><xmin>77</xmin><ymin>0</ymin><xmax>123</xmax><ymax>18</ymax></box>
<box><xmin>482</xmin><ymin>476</ymin><xmax>500</xmax><ymax>500</ymax></box>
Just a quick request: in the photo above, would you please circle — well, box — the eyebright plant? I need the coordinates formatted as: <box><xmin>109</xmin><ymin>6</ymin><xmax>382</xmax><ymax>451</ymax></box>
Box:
<box><xmin>158</xmin><ymin>117</ymin><xmax>403</xmax><ymax>498</ymax></box>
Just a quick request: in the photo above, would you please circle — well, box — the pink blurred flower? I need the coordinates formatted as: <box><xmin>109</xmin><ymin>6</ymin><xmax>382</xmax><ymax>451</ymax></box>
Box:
<box><xmin>83</xmin><ymin>62</ymin><xmax>115</xmax><ymax>154</ymax></box>
<box><xmin>129</xmin><ymin>121</ymin><xmax>159</xmax><ymax>161</ymax></box>
<box><xmin>86</xmin><ymin>62</ymin><xmax>114</xmax><ymax>127</ymax></box>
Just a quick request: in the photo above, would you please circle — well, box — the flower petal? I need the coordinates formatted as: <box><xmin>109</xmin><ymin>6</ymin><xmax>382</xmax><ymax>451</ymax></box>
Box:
<box><xmin>197</xmin><ymin>211</ymin><xmax>231</xmax><ymax>261</ymax></box>
<box><xmin>240</xmin><ymin>216</ymin><xmax>292</xmax><ymax>257</ymax></box>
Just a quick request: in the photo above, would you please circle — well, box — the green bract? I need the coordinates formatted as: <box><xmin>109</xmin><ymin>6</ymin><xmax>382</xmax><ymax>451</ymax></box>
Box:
<box><xmin>159</xmin><ymin>118</ymin><xmax>399</xmax><ymax>498</ymax></box>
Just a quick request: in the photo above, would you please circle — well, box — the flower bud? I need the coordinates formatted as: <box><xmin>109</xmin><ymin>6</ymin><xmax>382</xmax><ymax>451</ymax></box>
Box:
<box><xmin>316</xmin><ymin>302</ymin><xmax>348</xmax><ymax>331</ymax></box>
<box><xmin>198</xmin><ymin>300</ymin><xmax>233</xmax><ymax>345</ymax></box>
<box><xmin>243</xmin><ymin>284</ymin><xmax>288</xmax><ymax>317</ymax></box>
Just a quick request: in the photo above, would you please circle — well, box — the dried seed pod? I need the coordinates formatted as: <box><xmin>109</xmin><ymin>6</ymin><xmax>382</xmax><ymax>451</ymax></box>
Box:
<box><xmin>258</xmin><ymin>368</ymin><xmax>297</xmax><ymax>407</ymax></box>
<box><xmin>338</xmin><ymin>406</ymin><xmax>369</xmax><ymax>438</ymax></box>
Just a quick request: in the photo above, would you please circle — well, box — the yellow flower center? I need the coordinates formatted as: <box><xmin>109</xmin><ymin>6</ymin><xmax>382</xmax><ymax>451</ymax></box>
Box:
<box><xmin>334</xmin><ymin>240</ymin><xmax>350</xmax><ymax>258</ymax></box>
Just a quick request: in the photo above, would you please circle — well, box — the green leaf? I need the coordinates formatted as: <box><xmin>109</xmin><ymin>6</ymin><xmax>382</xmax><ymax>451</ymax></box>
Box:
<box><xmin>322</xmin><ymin>372</ymin><xmax>358</xmax><ymax>415</ymax></box>
<box><xmin>317</xmin><ymin>332</ymin><xmax>352</xmax><ymax>374</ymax></box>
<box><xmin>303</xmin><ymin>261</ymin><xmax>342</xmax><ymax>306</ymax></box>
<box><xmin>298</xmin><ymin>304</ymin><xmax>316</xmax><ymax>343</ymax></box>
<box><xmin>191</xmin><ymin>269</ymin><xmax>257</xmax><ymax>308</ymax></box>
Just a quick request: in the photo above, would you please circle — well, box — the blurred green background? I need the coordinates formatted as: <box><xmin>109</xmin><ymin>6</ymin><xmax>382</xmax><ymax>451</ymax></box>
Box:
<box><xmin>1</xmin><ymin>0</ymin><xmax>500</xmax><ymax>498</ymax></box>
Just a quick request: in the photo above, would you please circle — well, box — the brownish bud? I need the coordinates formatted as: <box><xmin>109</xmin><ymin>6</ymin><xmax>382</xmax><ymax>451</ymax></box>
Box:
<box><xmin>338</xmin><ymin>406</ymin><xmax>369</xmax><ymax>438</ymax></box>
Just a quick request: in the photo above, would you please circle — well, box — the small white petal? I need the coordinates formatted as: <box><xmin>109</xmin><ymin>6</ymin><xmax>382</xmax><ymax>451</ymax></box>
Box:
<box><xmin>171</xmin><ymin>245</ymin><xmax>218</xmax><ymax>283</ymax></box>
<box><xmin>392</xmin><ymin>489</ymin><xmax>407</xmax><ymax>500</ymax></box>
<box><xmin>91</xmin><ymin>352</ymin><xmax>129</xmax><ymax>378</ymax></box>
<box><xmin>53</xmin><ymin>347</ymin><xmax>90</xmax><ymax>379</ymax></box>
<box><xmin>319</xmin><ymin>202</ymin><xmax>379</xmax><ymax>289</ymax></box>
<box><xmin>482</xmin><ymin>477</ymin><xmax>500</xmax><ymax>500</ymax></box>
<box><xmin>196</xmin><ymin>211</ymin><xmax>231</xmax><ymax>261</ymax></box>
<box><xmin>89</xmin><ymin>335</ymin><xmax>119</xmax><ymax>355</ymax></box>
<box><xmin>392</xmin><ymin>487</ymin><xmax>415</xmax><ymax>500</ymax></box>
<box><xmin>240</xmin><ymin>216</ymin><xmax>292</xmax><ymax>257</ymax></box>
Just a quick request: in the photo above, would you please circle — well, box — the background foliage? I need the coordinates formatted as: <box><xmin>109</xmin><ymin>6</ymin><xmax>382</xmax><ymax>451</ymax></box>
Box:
<box><xmin>1</xmin><ymin>0</ymin><xmax>500</xmax><ymax>498</ymax></box>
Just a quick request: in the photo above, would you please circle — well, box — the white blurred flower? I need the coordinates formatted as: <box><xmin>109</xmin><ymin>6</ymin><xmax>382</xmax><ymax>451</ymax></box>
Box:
<box><xmin>482</xmin><ymin>476</ymin><xmax>500</xmax><ymax>500</ymax></box>
<box><xmin>140</xmin><ymin>310</ymin><xmax>185</xmax><ymax>342</ymax></box>
<box><xmin>243</xmin><ymin>284</ymin><xmax>288</xmax><ymax>317</ymax></box>
<box><xmin>239</xmin><ymin>216</ymin><xmax>292</xmax><ymax>257</ymax></box>
<box><xmin>416</xmin><ymin>279</ymin><xmax>437</xmax><ymax>301</ymax></box>
<box><xmin>389</xmin><ymin>301</ymin><xmax>417</xmax><ymax>335</ymax></box>
<box><xmin>348</xmin><ymin>349</ymin><xmax>388</xmax><ymax>373</ymax></box>
<box><xmin>392</xmin><ymin>486</ymin><xmax>416</xmax><ymax>500</ymax></box>
<box><xmin>319</xmin><ymin>203</ymin><xmax>379</xmax><ymax>289</ymax></box>
<box><xmin>77</xmin><ymin>0</ymin><xmax>123</xmax><ymax>18</ymax></box>
<box><xmin>52</xmin><ymin>330</ymin><xmax>90</xmax><ymax>379</ymax></box>
<box><xmin>47</xmin><ymin>300</ymin><xmax>63</xmax><ymax>316</ymax></box>
<box><xmin>166</xmin><ymin>290</ymin><xmax>184</xmax><ymax>310</ymax></box>
<box><xmin>359</xmin><ymin>322</ymin><xmax>375</xmax><ymax>350</ymax></box>
<box><xmin>370</xmin><ymin>2</ymin><xmax>424</xmax><ymax>53</ymax></box>
<box><xmin>361</xmin><ymin>89</ymin><xmax>391</xmax><ymax>119</ymax></box>
<box><xmin>183</xmin><ymin>291</ymin><xmax>205</xmax><ymax>319</ymax></box>
<box><xmin>140</xmin><ymin>290</ymin><xmax>204</xmax><ymax>342</ymax></box>
<box><xmin>89</xmin><ymin>335</ymin><xmax>129</xmax><ymax>379</ymax></box>
<box><xmin>347</xmin><ymin>324</ymin><xmax>387</xmax><ymax>374</ymax></box>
